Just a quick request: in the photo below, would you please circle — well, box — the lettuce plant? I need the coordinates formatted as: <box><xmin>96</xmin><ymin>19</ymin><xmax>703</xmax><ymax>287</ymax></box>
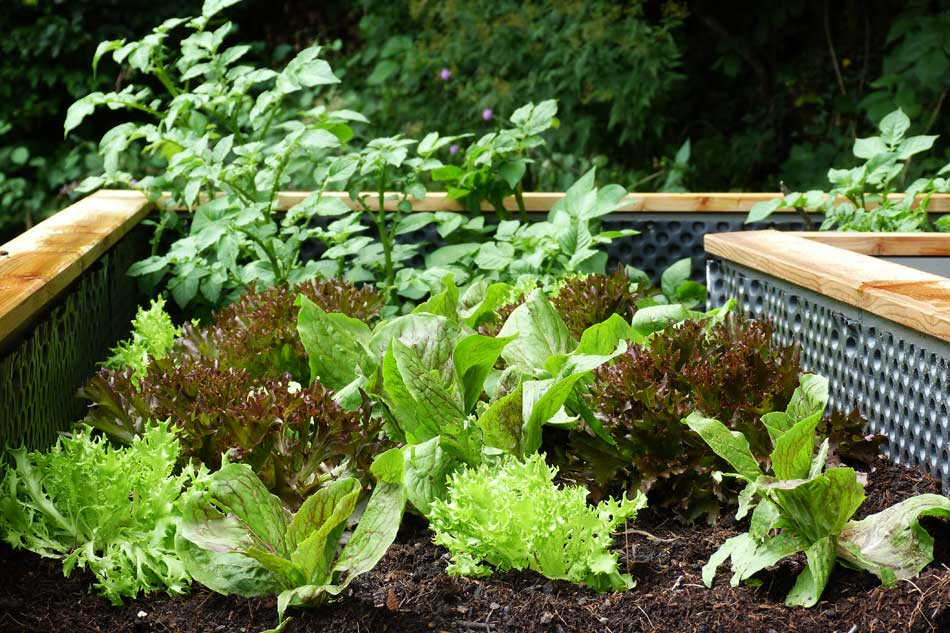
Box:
<box><xmin>296</xmin><ymin>284</ymin><xmax>630</xmax><ymax>515</ymax></box>
<box><xmin>557</xmin><ymin>316</ymin><xmax>804</xmax><ymax>521</ymax></box>
<box><xmin>80</xmin><ymin>358</ymin><xmax>383</xmax><ymax>507</ymax></box>
<box><xmin>686</xmin><ymin>374</ymin><xmax>950</xmax><ymax>607</ymax></box>
<box><xmin>103</xmin><ymin>296</ymin><xmax>181</xmax><ymax>384</ymax></box>
<box><xmin>176</xmin><ymin>461</ymin><xmax>405</xmax><ymax>629</ymax></box>
<box><xmin>549</xmin><ymin>268</ymin><xmax>651</xmax><ymax>338</ymax></box>
<box><xmin>179</xmin><ymin>278</ymin><xmax>385</xmax><ymax>380</ymax></box>
<box><xmin>0</xmin><ymin>421</ymin><xmax>195</xmax><ymax>604</ymax></box>
<box><xmin>428</xmin><ymin>453</ymin><xmax>647</xmax><ymax>591</ymax></box>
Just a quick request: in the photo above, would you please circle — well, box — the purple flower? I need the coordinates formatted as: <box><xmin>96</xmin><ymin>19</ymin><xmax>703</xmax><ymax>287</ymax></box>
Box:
<box><xmin>449</xmin><ymin>144</ymin><xmax>459</xmax><ymax>155</ymax></box>
<box><xmin>482</xmin><ymin>108</ymin><xmax>493</xmax><ymax>121</ymax></box>
<box><xmin>439</xmin><ymin>67</ymin><xmax>452</xmax><ymax>81</ymax></box>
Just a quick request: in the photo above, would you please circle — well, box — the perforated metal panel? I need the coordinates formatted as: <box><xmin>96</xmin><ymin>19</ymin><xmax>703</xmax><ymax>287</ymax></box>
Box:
<box><xmin>0</xmin><ymin>229</ymin><xmax>147</xmax><ymax>450</ymax></box>
<box><xmin>708</xmin><ymin>258</ymin><xmax>950</xmax><ymax>492</ymax></box>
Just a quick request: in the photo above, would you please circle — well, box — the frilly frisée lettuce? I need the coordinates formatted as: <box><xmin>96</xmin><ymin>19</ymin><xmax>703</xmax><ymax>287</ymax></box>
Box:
<box><xmin>428</xmin><ymin>453</ymin><xmax>646</xmax><ymax>591</ymax></box>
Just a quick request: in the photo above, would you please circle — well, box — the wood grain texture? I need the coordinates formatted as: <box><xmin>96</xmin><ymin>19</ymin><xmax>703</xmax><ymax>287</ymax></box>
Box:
<box><xmin>0</xmin><ymin>190</ymin><xmax>151</xmax><ymax>341</ymax></box>
<box><xmin>248</xmin><ymin>191</ymin><xmax>950</xmax><ymax>213</ymax></box>
<box><xmin>786</xmin><ymin>232</ymin><xmax>950</xmax><ymax>256</ymax></box>
<box><xmin>705</xmin><ymin>230</ymin><xmax>950</xmax><ymax>342</ymax></box>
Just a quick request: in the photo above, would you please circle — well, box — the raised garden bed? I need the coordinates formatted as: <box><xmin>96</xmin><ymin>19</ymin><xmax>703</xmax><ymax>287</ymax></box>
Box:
<box><xmin>2</xmin><ymin>191</ymin><xmax>950</xmax><ymax>633</ymax></box>
<box><xmin>706</xmin><ymin>230</ymin><xmax>950</xmax><ymax>492</ymax></box>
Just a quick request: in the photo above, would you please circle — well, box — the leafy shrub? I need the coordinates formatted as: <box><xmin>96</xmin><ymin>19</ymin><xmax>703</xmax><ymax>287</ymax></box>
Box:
<box><xmin>104</xmin><ymin>296</ymin><xmax>182</xmax><ymax>383</ymax></box>
<box><xmin>343</xmin><ymin>0</ymin><xmax>684</xmax><ymax>191</ymax></box>
<box><xmin>428</xmin><ymin>453</ymin><xmax>647</xmax><ymax>591</ymax></box>
<box><xmin>68</xmin><ymin>0</ymin><xmax>368</xmax><ymax>309</ymax></box>
<box><xmin>79</xmin><ymin>357</ymin><xmax>384</xmax><ymax>507</ymax></box>
<box><xmin>179</xmin><ymin>278</ymin><xmax>385</xmax><ymax>380</ymax></box>
<box><xmin>0</xmin><ymin>421</ymin><xmax>195</xmax><ymax>604</ymax></box>
<box><xmin>177</xmin><ymin>462</ymin><xmax>405</xmax><ymax>627</ymax></box>
<box><xmin>687</xmin><ymin>375</ymin><xmax>950</xmax><ymax>607</ymax></box>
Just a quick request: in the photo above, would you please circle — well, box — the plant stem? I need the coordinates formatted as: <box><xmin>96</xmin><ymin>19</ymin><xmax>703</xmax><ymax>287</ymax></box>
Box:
<box><xmin>239</xmin><ymin>226</ymin><xmax>283</xmax><ymax>283</ymax></box>
<box><xmin>376</xmin><ymin>168</ymin><xmax>394</xmax><ymax>295</ymax></box>
<box><xmin>514</xmin><ymin>184</ymin><xmax>528</xmax><ymax>223</ymax></box>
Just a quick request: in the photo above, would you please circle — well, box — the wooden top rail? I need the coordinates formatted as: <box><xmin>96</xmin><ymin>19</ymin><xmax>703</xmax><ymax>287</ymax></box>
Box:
<box><xmin>0</xmin><ymin>190</ymin><xmax>151</xmax><ymax>339</ymax></box>
<box><xmin>266</xmin><ymin>191</ymin><xmax>950</xmax><ymax>213</ymax></box>
<box><xmin>704</xmin><ymin>230</ymin><xmax>950</xmax><ymax>342</ymax></box>
<box><xmin>786</xmin><ymin>232</ymin><xmax>950</xmax><ymax>256</ymax></box>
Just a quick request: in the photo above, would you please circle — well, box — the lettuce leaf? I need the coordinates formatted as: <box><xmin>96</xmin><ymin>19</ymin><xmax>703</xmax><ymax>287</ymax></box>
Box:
<box><xmin>177</xmin><ymin>463</ymin><xmax>405</xmax><ymax>626</ymax></box>
<box><xmin>429</xmin><ymin>454</ymin><xmax>646</xmax><ymax>591</ymax></box>
<box><xmin>0</xmin><ymin>421</ymin><xmax>194</xmax><ymax>604</ymax></box>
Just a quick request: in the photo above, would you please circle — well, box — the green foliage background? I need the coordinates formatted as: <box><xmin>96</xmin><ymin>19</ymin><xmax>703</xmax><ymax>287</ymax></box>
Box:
<box><xmin>2</xmin><ymin>0</ymin><xmax>948</xmax><ymax>241</ymax></box>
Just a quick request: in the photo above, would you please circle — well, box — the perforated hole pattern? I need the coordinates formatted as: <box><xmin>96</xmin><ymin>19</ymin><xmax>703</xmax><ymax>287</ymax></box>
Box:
<box><xmin>708</xmin><ymin>258</ymin><xmax>950</xmax><ymax>493</ymax></box>
<box><xmin>0</xmin><ymin>229</ymin><xmax>146</xmax><ymax>450</ymax></box>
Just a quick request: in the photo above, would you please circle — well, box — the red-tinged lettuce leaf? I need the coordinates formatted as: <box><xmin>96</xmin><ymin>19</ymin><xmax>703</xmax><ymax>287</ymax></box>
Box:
<box><xmin>551</xmin><ymin>316</ymin><xmax>819</xmax><ymax>522</ymax></box>
<box><xmin>178</xmin><ymin>279</ymin><xmax>383</xmax><ymax>381</ymax></box>
<box><xmin>80</xmin><ymin>356</ymin><xmax>386</xmax><ymax>508</ymax></box>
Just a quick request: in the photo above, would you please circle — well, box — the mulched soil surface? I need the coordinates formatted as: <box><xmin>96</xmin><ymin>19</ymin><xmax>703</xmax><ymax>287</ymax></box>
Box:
<box><xmin>1</xmin><ymin>457</ymin><xmax>948</xmax><ymax>633</ymax></box>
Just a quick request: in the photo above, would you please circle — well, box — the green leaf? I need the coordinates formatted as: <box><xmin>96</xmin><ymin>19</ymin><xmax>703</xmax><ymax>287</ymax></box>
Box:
<box><xmin>683</xmin><ymin>412</ymin><xmax>762</xmax><ymax>481</ymax></box>
<box><xmin>575</xmin><ymin>313</ymin><xmax>637</xmax><ymax>356</ymax></box>
<box><xmin>770</xmin><ymin>414</ymin><xmax>821</xmax><ymax>480</ymax></box>
<box><xmin>764</xmin><ymin>467</ymin><xmax>865</xmax><ymax>544</ymax></box>
<box><xmin>477</xmin><ymin>385</ymin><xmax>524</xmax><ymax>454</ymax></box>
<box><xmin>453</xmin><ymin>334</ymin><xmax>514</xmax><ymax>412</ymax></box>
<box><xmin>401</xmin><ymin>438</ymin><xmax>458</xmax><ymax>516</ymax></box>
<box><xmin>64</xmin><ymin>96</ymin><xmax>97</xmax><ymax>137</ymax></box>
<box><xmin>746</xmin><ymin>198</ymin><xmax>784</xmax><ymax>224</ymax></box>
<box><xmin>852</xmin><ymin>136</ymin><xmax>889</xmax><ymax>159</ymax></box>
<box><xmin>499</xmin><ymin>289</ymin><xmax>572</xmax><ymax>370</ymax></box>
<box><xmin>498</xmin><ymin>159</ymin><xmax>527</xmax><ymax>189</ymax></box>
<box><xmin>287</xmin><ymin>478</ymin><xmax>361</xmax><ymax>583</ymax></box>
<box><xmin>838</xmin><ymin>494</ymin><xmax>950</xmax><ymax>584</ymax></box>
<box><xmin>431</xmin><ymin>165</ymin><xmax>463</xmax><ymax>182</ymax></box>
<box><xmin>785</xmin><ymin>536</ymin><xmax>836</xmax><ymax>607</ymax></box>
<box><xmin>202</xmin><ymin>0</ymin><xmax>243</xmax><ymax>17</ymax></box>
<box><xmin>475</xmin><ymin>242</ymin><xmax>515</xmax><ymax>271</ymax></box>
<box><xmin>458</xmin><ymin>281</ymin><xmax>514</xmax><ymax>329</ymax></box>
<box><xmin>296</xmin><ymin>295</ymin><xmax>374</xmax><ymax>390</ymax></box>
<box><xmin>660</xmin><ymin>257</ymin><xmax>692</xmax><ymax>299</ymax></box>
<box><xmin>413</xmin><ymin>276</ymin><xmax>459</xmax><ymax>319</ymax></box>
<box><xmin>878</xmin><ymin>108</ymin><xmax>910</xmax><ymax>145</ymax></box>
<box><xmin>630</xmin><ymin>304</ymin><xmax>690</xmax><ymax>337</ymax></box>
<box><xmin>896</xmin><ymin>135</ymin><xmax>938</xmax><ymax>160</ymax></box>
<box><xmin>786</xmin><ymin>374</ymin><xmax>829</xmax><ymax>423</ymax></box>
<box><xmin>333</xmin><ymin>481</ymin><xmax>406</xmax><ymax>585</ymax></box>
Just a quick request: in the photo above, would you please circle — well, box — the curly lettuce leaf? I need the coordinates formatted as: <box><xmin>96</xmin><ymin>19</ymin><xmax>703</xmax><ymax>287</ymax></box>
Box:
<box><xmin>0</xmin><ymin>421</ymin><xmax>193</xmax><ymax>604</ymax></box>
<box><xmin>429</xmin><ymin>454</ymin><xmax>646</xmax><ymax>591</ymax></box>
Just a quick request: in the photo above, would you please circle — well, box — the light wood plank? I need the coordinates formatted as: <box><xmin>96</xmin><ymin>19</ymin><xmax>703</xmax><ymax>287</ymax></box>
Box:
<box><xmin>0</xmin><ymin>190</ymin><xmax>151</xmax><ymax>342</ymax></box>
<box><xmin>786</xmin><ymin>232</ymin><xmax>950</xmax><ymax>256</ymax></box>
<box><xmin>233</xmin><ymin>191</ymin><xmax>950</xmax><ymax>213</ymax></box>
<box><xmin>705</xmin><ymin>230</ymin><xmax>950</xmax><ymax>342</ymax></box>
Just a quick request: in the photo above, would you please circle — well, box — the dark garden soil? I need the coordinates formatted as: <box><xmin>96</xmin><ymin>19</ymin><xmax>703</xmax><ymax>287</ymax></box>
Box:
<box><xmin>1</xmin><ymin>457</ymin><xmax>948</xmax><ymax>633</ymax></box>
